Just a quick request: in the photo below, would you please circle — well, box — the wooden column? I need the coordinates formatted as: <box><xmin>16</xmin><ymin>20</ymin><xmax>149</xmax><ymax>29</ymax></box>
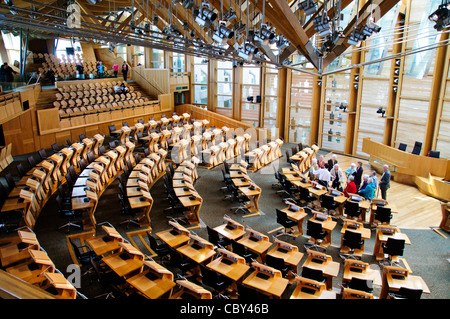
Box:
<box><xmin>277</xmin><ymin>68</ymin><xmax>288</xmax><ymax>140</ymax></box>
<box><xmin>423</xmin><ymin>31</ymin><xmax>449</xmax><ymax>154</ymax></box>
<box><xmin>233</xmin><ymin>66</ymin><xmax>241</xmax><ymax>121</ymax></box>
<box><xmin>311</xmin><ymin>72</ymin><xmax>322</xmax><ymax>146</ymax></box>
<box><xmin>208</xmin><ymin>59</ymin><xmax>216</xmax><ymax>112</ymax></box>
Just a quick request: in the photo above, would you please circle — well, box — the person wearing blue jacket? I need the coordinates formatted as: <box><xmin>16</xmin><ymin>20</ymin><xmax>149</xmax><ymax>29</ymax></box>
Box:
<box><xmin>359</xmin><ymin>177</ymin><xmax>376</xmax><ymax>201</ymax></box>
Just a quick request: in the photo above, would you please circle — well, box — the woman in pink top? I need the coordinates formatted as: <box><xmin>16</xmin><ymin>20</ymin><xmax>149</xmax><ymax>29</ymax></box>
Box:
<box><xmin>113</xmin><ymin>62</ymin><xmax>119</xmax><ymax>77</ymax></box>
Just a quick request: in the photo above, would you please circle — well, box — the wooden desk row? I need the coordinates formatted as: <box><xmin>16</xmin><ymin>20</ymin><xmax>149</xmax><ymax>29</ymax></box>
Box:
<box><xmin>0</xmin><ymin>228</ymin><xmax>77</xmax><ymax>299</ymax></box>
<box><xmin>229</xmin><ymin>163</ymin><xmax>262</xmax><ymax>217</ymax></box>
<box><xmin>1</xmin><ymin>134</ymin><xmax>106</xmax><ymax>230</ymax></box>
<box><xmin>288</xmin><ymin>144</ymin><xmax>320</xmax><ymax>174</ymax></box>
<box><xmin>71</xmin><ymin>141</ymin><xmax>138</xmax><ymax>230</ymax></box>
<box><xmin>171</xmin><ymin>157</ymin><xmax>203</xmax><ymax>226</ymax></box>
<box><xmin>0</xmin><ymin>143</ymin><xmax>13</xmax><ymax>173</ymax></box>
<box><xmin>124</xmin><ymin>149</ymin><xmax>169</xmax><ymax>228</ymax></box>
<box><xmin>244</xmin><ymin>138</ymin><xmax>284</xmax><ymax>172</ymax></box>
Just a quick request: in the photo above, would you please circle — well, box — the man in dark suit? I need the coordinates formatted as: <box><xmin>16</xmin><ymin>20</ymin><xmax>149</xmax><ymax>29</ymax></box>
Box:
<box><xmin>327</xmin><ymin>154</ymin><xmax>338</xmax><ymax>171</ymax></box>
<box><xmin>352</xmin><ymin>161</ymin><xmax>363</xmax><ymax>189</ymax></box>
<box><xmin>379</xmin><ymin>164</ymin><xmax>391</xmax><ymax>200</ymax></box>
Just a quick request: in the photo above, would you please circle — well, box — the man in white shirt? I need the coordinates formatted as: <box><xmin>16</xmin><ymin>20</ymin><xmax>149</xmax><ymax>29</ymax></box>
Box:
<box><xmin>313</xmin><ymin>163</ymin><xmax>331</xmax><ymax>188</ymax></box>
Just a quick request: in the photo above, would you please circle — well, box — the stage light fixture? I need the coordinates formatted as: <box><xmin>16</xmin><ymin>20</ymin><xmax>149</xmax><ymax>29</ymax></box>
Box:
<box><xmin>238</xmin><ymin>42</ymin><xmax>259</xmax><ymax>61</ymax></box>
<box><xmin>182</xmin><ymin>0</ymin><xmax>195</xmax><ymax>10</ymax></box>
<box><xmin>195</xmin><ymin>3</ymin><xmax>217</xmax><ymax>28</ymax></box>
<box><xmin>223</xmin><ymin>7</ymin><xmax>237</xmax><ymax>22</ymax></box>
<box><xmin>313</xmin><ymin>15</ymin><xmax>331</xmax><ymax>37</ymax></box>
<box><xmin>212</xmin><ymin>22</ymin><xmax>234</xmax><ymax>45</ymax></box>
<box><xmin>299</xmin><ymin>0</ymin><xmax>318</xmax><ymax>15</ymax></box>
<box><xmin>276</xmin><ymin>35</ymin><xmax>289</xmax><ymax>50</ymax></box>
<box><xmin>429</xmin><ymin>3</ymin><xmax>450</xmax><ymax>31</ymax></box>
<box><xmin>347</xmin><ymin>28</ymin><xmax>365</xmax><ymax>46</ymax></box>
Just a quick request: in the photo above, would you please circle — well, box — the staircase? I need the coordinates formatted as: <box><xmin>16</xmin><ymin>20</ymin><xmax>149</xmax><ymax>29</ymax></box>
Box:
<box><xmin>36</xmin><ymin>87</ymin><xmax>60</xmax><ymax>110</ymax></box>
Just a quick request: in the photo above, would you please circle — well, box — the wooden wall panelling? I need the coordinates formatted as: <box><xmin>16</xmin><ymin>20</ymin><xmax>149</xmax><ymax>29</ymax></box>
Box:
<box><xmin>3</xmin><ymin>110</ymin><xmax>36</xmax><ymax>156</ymax></box>
<box><xmin>37</xmin><ymin>108</ymin><xmax>60</xmax><ymax>134</ymax></box>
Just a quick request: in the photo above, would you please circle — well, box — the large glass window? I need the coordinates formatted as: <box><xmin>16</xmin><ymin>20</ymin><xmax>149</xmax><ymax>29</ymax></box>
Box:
<box><xmin>2</xmin><ymin>31</ymin><xmax>20</xmax><ymax>65</ymax></box>
<box><xmin>288</xmin><ymin>70</ymin><xmax>314</xmax><ymax>145</ymax></box>
<box><xmin>193</xmin><ymin>56</ymin><xmax>208</xmax><ymax>107</ymax></box>
<box><xmin>216</xmin><ymin>60</ymin><xmax>233</xmax><ymax>117</ymax></box>
<box><xmin>151</xmin><ymin>49</ymin><xmax>164</xmax><ymax>69</ymax></box>
<box><xmin>241</xmin><ymin>66</ymin><xmax>261</xmax><ymax>127</ymax></box>
<box><xmin>55</xmin><ymin>38</ymin><xmax>81</xmax><ymax>61</ymax></box>
<box><xmin>172</xmin><ymin>52</ymin><xmax>185</xmax><ymax>73</ymax></box>
<box><xmin>116</xmin><ymin>45</ymin><xmax>127</xmax><ymax>62</ymax></box>
<box><xmin>263</xmin><ymin>66</ymin><xmax>279</xmax><ymax>137</ymax></box>
<box><xmin>134</xmin><ymin>46</ymin><xmax>145</xmax><ymax>66</ymax></box>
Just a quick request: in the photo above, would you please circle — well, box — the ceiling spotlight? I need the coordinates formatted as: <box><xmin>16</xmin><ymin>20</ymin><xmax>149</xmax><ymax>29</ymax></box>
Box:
<box><xmin>152</xmin><ymin>16</ymin><xmax>159</xmax><ymax>24</ymax></box>
<box><xmin>182</xmin><ymin>0</ymin><xmax>195</xmax><ymax>10</ymax></box>
<box><xmin>238</xmin><ymin>42</ymin><xmax>259</xmax><ymax>61</ymax></box>
<box><xmin>299</xmin><ymin>0</ymin><xmax>318</xmax><ymax>16</ymax></box>
<box><xmin>347</xmin><ymin>28</ymin><xmax>365</xmax><ymax>46</ymax></box>
<box><xmin>313</xmin><ymin>15</ymin><xmax>331</xmax><ymax>37</ymax></box>
<box><xmin>429</xmin><ymin>3</ymin><xmax>450</xmax><ymax>31</ymax></box>
<box><xmin>144</xmin><ymin>23</ymin><xmax>151</xmax><ymax>33</ymax></box>
<box><xmin>233</xmin><ymin>21</ymin><xmax>246</xmax><ymax>34</ymax></box>
<box><xmin>276</xmin><ymin>35</ymin><xmax>289</xmax><ymax>50</ymax></box>
<box><xmin>254</xmin><ymin>24</ymin><xmax>276</xmax><ymax>45</ymax></box>
<box><xmin>223</xmin><ymin>7</ymin><xmax>237</xmax><ymax>22</ymax></box>
<box><xmin>195</xmin><ymin>3</ymin><xmax>217</xmax><ymax>28</ymax></box>
<box><xmin>212</xmin><ymin>22</ymin><xmax>234</xmax><ymax>45</ymax></box>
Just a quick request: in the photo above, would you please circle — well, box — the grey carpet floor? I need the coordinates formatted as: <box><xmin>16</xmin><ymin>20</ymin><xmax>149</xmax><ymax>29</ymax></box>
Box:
<box><xmin>2</xmin><ymin>144</ymin><xmax>449</xmax><ymax>299</ymax></box>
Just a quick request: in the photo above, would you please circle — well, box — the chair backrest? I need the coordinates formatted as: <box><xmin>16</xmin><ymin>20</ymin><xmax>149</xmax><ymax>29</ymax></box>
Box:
<box><xmin>411</xmin><ymin>141</ymin><xmax>422</xmax><ymax>155</ymax></box>
<box><xmin>79</xmin><ymin>134</ymin><xmax>86</xmax><ymax>142</ymax></box>
<box><xmin>200</xmin><ymin>264</ymin><xmax>218</xmax><ymax>287</ymax></box>
<box><xmin>302</xmin><ymin>266</ymin><xmax>325</xmax><ymax>282</ymax></box>
<box><xmin>108</xmin><ymin>125</ymin><xmax>116</xmax><ymax>134</ymax></box>
<box><xmin>4</xmin><ymin>173</ymin><xmax>15</xmax><ymax>191</ymax></box>
<box><xmin>87</xmin><ymin>151</ymin><xmax>95</xmax><ymax>164</ymax></box>
<box><xmin>237</xmin><ymin>282</ymin><xmax>259</xmax><ymax>299</ymax></box>
<box><xmin>321</xmin><ymin>194</ymin><xmax>334</xmax><ymax>208</ymax></box>
<box><xmin>38</xmin><ymin>148</ymin><xmax>47</xmax><ymax>160</ymax></box>
<box><xmin>27</xmin><ymin>156</ymin><xmax>37</xmax><ymax>169</ymax></box>
<box><xmin>375</xmin><ymin>206</ymin><xmax>392</xmax><ymax>223</ymax></box>
<box><xmin>265</xmin><ymin>254</ymin><xmax>286</xmax><ymax>273</ymax></box>
<box><xmin>396</xmin><ymin>287</ymin><xmax>423</xmax><ymax>299</ymax></box>
<box><xmin>206</xmin><ymin>226</ymin><xmax>220</xmax><ymax>245</ymax></box>
<box><xmin>306</xmin><ymin>220</ymin><xmax>324</xmax><ymax>238</ymax></box>
<box><xmin>146</xmin><ymin>231</ymin><xmax>158</xmax><ymax>251</ymax></box>
<box><xmin>69</xmin><ymin>237</ymin><xmax>82</xmax><ymax>260</ymax></box>
<box><xmin>51</xmin><ymin>143</ymin><xmax>59</xmax><ymax>153</ymax></box>
<box><xmin>231</xmin><ymin>240</ymin><xmax>247</xmax><ymax>256</ymax></box>
<box><xmin>428</xmin><ymin>150</ymin><xmax>440</xmax><ymax>158</ymax></box>
<box><xmin>276</xmin><ymin>208</ymin><xmax>289</xmax><ymax>225</ymax></box>
<box><xmin>343</xmin><ymin>230</ymin><xmax>363</xmax><ymax>250</ymax></box>
<box><xmin>345</xmin><ymin>201</ymin><xmax>361</xmax><ymax>217</ymax></box>
<box><xmin>348</xmin><ymin>277</ymin><xmax>373</xmax><ymax>293</ymax></box>
<box><xmin>398</xmin><ymin>143</ymin><xmax>407</xmax><ymax>151</ymax></box>
<box><xmin>384</xmin><ymin>237</ymin><xmax>405</xmax><ymax>256</ymax></box>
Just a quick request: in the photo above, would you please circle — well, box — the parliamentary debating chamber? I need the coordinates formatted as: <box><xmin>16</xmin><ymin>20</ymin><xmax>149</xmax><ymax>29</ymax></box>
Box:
<box><xmin>0</xmin><ymin>0</ymin><xmax>449</xmax><ymax>303</ymax></box>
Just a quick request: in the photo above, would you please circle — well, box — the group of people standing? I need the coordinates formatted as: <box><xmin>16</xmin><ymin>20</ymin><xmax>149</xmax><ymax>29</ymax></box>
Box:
<box><xmin>309</xmin><ymin>154</ymin><xmax>391</xmax><ymax>201</ymax></box>
<box><xmin>72</xmin><ymin>61</ymin><xmax>129</xmax><ymax>81</ymax></box>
